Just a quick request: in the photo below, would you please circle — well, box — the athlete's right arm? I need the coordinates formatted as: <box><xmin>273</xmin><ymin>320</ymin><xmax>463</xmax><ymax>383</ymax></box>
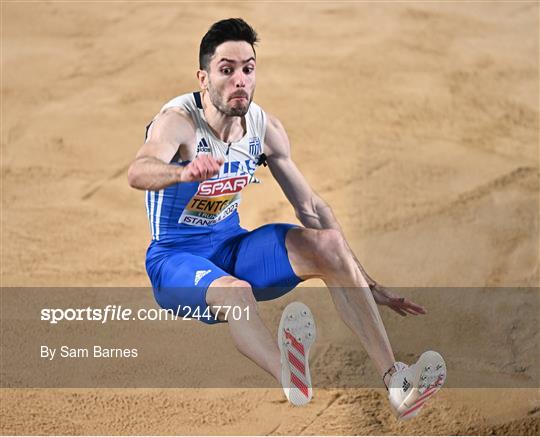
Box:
<box><xmin>127</xmin><ymin>110</ymin><xmax>223</xmax><ymax>191</ymax></box>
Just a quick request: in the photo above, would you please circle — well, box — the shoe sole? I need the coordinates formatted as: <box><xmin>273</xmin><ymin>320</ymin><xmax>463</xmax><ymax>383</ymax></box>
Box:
<box><xmin>394</xmin><ymin>350</ymin><xmax>447</xmax><ymax>420</ymax></box>
<box><xmin>278</xmin><ymin>301</ymin><xmax>316</xmax><ymax>406</ymax></box>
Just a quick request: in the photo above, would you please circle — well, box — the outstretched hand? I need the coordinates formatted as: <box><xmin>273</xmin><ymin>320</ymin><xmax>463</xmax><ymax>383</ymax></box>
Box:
<box><xmin>370</xmin><ymin>282</ymin><xmax>426</xmax><ymax>317</ymax></box>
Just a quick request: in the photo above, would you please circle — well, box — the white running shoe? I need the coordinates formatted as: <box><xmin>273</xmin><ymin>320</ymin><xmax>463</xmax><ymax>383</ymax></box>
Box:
<box><xmin>388</xmin><ymin>351</ymin><xmax>447</xmax><ymax>420</ymax></box>
<box><xmin>278</xmin><ymin>301</ymin><xmax>316</xmax><ymax>406</ymax></box>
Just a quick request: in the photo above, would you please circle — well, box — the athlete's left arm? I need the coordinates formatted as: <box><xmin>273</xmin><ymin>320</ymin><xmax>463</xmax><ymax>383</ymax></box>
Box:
<box><xmin>264</xmin><ymin>114</ymin><xmax>426</xmax><ymax>317</ymax></box>
<box><xmin>264</xmin><ymin>115</ymin><xmax>341</xmax><ymax>232</ymax></box>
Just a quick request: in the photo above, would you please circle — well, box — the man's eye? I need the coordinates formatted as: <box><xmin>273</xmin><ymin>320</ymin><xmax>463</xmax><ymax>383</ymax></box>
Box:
<box><xmin>243</xmin><ymin>66</ymin><xmax>254</xmax><ymax>74</ymax></box>
<box><xmin>221</xmin><ymin>68</ymin><xmax>232</xmax><ymax>74</ymax></box>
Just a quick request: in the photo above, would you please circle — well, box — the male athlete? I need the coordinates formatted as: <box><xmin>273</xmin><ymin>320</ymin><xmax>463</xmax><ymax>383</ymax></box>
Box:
<box><xmin>128</xmin><ymin>18</ymin><xmax>446</xmax><ymax>419</ymax></box>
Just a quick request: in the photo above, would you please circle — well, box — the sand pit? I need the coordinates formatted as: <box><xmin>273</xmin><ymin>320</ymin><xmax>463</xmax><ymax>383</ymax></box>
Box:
<box><xmin>1</xmin><ymin>2</ymin><xmax>539</xmax><ymax>435</ymax></box>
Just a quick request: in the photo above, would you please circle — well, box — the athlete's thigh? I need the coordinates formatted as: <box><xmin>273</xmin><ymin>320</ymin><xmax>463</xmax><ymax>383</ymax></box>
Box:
<box><xmin>152</xmin><ymin>252</ymin><xmax>230</xmax><ymax>324</ymax></box>
<box><xmin>282</xmin><ymin>226</ymin><xmax>328</xmax><ymax>279</ymax></box>
<box><xmin>211</xmin><ymin>223</ymin><xmax>303</xmax><ymax>301</ymax></box>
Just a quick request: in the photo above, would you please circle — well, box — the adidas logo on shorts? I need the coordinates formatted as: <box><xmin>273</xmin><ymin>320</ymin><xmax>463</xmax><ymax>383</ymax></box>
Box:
<box><xmin>194</xmin><ymin>269</ymin><xmax>212</xmax><ymax>285</ymax></box>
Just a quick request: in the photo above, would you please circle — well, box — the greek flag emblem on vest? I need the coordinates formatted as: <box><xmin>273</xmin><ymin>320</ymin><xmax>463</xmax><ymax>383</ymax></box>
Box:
<box><xmin>249</xmin><ymin>137</ymin><xmax>261</xmax><ymax>156</ymax></box>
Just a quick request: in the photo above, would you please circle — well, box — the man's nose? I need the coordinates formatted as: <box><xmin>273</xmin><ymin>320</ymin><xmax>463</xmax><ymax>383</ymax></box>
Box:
<box><xmin>234</xmin><ymin>71</ymin><xmax>246</xmax><ymax>88</ymax></box>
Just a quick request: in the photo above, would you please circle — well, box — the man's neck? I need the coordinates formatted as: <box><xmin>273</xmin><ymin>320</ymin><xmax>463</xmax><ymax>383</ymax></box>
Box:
<box><xmin>201</xmin><ymin>90</ymin><xmax>246</xmax><ymax>143</ymax></box>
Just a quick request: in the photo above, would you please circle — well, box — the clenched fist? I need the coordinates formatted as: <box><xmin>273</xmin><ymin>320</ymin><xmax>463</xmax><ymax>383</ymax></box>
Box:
<box><xmin>180</xmin><ymin>155</ymin><xmax>224</xmax><ymax>182</ymax></box>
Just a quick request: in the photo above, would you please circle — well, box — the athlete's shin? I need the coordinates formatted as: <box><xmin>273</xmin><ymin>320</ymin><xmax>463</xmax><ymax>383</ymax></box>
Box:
<box><xmin>328</xmin><ymin>285</ymin><xmax>395</xmax><ymax>377</ymax></box>
<box><xmin>206</xmin><ymin>280</ymin><xmax>282</xmax><ymax>383</ymax></box>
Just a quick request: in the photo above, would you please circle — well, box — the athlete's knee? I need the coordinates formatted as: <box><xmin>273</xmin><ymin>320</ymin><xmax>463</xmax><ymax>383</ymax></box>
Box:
<box><xmin>206</xmin><ymin>277</ymin><xmax>258</xmax><ymax>320</ymax></box>
<box><xmin>225</xmin><ymin>279</ymin><xmax>257</xmax><ymax>307</ymax></box>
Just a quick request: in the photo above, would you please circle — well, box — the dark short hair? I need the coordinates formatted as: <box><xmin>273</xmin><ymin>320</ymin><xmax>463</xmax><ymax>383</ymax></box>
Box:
<box><xmin>199</xmin><ymin>18</ymin><xmax>259</xmax><ymax>70</ymax></box>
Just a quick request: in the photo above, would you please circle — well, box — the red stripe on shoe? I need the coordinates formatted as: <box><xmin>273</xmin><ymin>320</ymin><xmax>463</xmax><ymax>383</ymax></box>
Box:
<box><xmin>290</xmin><ymin>371</ymin><xmax>309</xmax><ymax>397</ymax></box>
<box><xmin>400</xmin><ymin>388</ymin><xmax>438</xmax><ymax>418</ymax></box>
<box><xmin>415</xmin><ymin>387</ymin><xmax>437</xmax><ymax>404</ymax></box>
<box><xmin>434</xmin><ymin>374</ymin><xmax>445</xmax><ymax>386</ymax></box>
<box><xmin>288</xmin><ymin>350</ymin><xmax>306</xmax><ymax>375</ymax></box>
<box><xmin>401</xmin><ymin>400</ymin><xmax>427</xmax><ymax>418</ymax></box>
<box><xmin>285</xmin><ymin>331</ymin><xmax>305</xmax><ymax>356</ymax></box>
<box><xmin>427</xmin><ymin>374</ymin><xmax>444</xmax><ymax>386</ymax></box>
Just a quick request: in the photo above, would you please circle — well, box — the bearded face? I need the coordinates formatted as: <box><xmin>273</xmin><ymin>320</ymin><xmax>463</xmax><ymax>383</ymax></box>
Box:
<box><xmin>200</xmin><ymin>41</ymin><xmax>256</xmax><ymax>117</ymax></box>
<box><xmin>207</xmin><ymin>78</ymin><xmax>253</xmax><ymax>116</ymax></box>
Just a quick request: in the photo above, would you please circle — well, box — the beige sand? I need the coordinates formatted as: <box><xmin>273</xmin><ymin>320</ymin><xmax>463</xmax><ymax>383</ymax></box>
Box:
<box><xmin>1</xmin><ymin>2</ymin><xmax>539</xmax><ymax>435</ymax></box>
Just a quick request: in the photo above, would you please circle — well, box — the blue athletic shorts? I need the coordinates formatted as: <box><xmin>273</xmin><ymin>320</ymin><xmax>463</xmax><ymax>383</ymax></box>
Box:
<box><xmin>145</xmin><ymin>223</ymin><xmax>302</xmax><ymax>324</ymax></box>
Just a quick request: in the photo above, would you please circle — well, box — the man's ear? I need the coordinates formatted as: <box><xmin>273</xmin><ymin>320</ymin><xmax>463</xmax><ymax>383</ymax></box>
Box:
<box><xmin>197</xmin><ymin>70</ymin><xmax>208</xmax><ymax>90</ymax></box>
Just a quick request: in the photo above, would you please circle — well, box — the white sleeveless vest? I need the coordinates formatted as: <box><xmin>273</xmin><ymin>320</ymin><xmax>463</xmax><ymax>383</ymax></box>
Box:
<box><xmin>144</xmin><ymin>91</ymin><xmax>267</xmax><ymax>240</ymax></box>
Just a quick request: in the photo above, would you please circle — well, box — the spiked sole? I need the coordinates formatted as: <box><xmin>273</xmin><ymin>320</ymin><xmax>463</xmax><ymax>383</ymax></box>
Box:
<box><xmin>278</xmin><ymin>302</ymin><xmax>316</xmax><ymax>406</ymax></box>
<box><xmin>393</xmin><ymin>351</ymin><xmax>447</xmax><ymax>420</ymax></box>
